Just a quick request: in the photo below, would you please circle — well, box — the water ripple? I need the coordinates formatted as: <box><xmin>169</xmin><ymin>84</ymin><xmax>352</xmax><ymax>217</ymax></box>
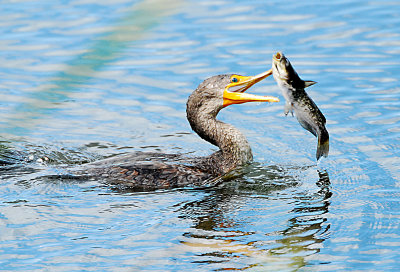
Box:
<box><xmin>0</xmin><ymin>0</ymin><xmax>400</xmax><ymax>271</ymax></box>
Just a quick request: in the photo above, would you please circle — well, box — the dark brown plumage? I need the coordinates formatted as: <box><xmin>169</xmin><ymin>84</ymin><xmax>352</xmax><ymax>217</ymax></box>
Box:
<box><xmin>76</xmin><ymin>72</ymin><xmax>278</xmax><ymax>190</ymax></box>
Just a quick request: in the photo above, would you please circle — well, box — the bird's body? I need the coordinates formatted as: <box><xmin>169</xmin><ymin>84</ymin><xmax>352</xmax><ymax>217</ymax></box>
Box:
<box><xmin>80</xmin><ymin>152</ymin><xmax>216</xmax><ymax>190</ymax></box>
<box><xmin>77</xmin><ymin>72</ymin><xmax>278</xmax><ymax>190</ymax></box>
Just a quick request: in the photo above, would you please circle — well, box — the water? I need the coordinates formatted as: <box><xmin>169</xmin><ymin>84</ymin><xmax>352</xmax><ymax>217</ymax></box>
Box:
<box><xmin>1</xmin><ymin>0</ymin><xmax>399</xmax><ymax>271</ymax></box>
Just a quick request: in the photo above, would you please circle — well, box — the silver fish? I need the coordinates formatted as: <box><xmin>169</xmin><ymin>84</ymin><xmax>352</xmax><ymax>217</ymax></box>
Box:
<box><xmin>272</xmin><ymin>51</ymin><xmax>329</xmax><ymax>160</ymax></box>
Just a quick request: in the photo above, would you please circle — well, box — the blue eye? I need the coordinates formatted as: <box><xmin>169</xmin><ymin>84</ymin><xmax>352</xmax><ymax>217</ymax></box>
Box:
<box><xmin>231</xmin><ymin>77</ymin><xmax>238</xmax><ymax>83</ymax></box>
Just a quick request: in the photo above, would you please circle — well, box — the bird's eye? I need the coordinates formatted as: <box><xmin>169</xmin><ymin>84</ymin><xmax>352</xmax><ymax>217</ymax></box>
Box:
<box><xmin>231</xmin><ymin>77</ymin><xmax>238</xmax><ymax>83</ymax></box>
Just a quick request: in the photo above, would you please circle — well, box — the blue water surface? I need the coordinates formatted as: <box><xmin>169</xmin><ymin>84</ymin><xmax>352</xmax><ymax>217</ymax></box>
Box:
<box><xmin>0</xmin><ymin>0</ymin><xmax>400</xmax><ymax>271</ymax></box>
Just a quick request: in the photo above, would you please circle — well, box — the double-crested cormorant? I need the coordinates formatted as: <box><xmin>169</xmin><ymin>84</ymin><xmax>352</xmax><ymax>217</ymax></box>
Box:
<box><xmin>80</xmin><ymin>70</ymin><xmax>279</xmax><ymax>190</ymax></box>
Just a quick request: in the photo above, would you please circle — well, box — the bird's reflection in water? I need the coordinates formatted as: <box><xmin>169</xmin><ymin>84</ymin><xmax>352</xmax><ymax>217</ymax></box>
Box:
<box><xmin>178</xmin><ymin>166</ymin><xmax>331</xmax><ymax>271</ymax></box>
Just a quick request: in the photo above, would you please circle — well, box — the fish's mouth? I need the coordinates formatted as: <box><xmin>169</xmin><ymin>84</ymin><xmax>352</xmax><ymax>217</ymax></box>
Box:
<box><xmin>273</xmin><ymin>51</ymin><xmax>283</xmax><ymax>61</ymax></box>
<box><xmin>223</xmin><ymin>69</ymin><xmax>279</xmax><ymax>107</ymax></box>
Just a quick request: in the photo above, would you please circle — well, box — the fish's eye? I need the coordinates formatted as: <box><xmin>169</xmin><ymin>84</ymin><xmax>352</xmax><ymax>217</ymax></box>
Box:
<box><xmin>231</xmin><ymin>77</ymin><xmax>239</xmax><ymax>83</ymax></box>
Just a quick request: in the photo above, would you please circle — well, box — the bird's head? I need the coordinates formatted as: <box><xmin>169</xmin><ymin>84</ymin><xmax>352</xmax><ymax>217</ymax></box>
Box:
<box><xmin>188</xmin><ymin>69</ymin><xmax>279</xmax><ymax>118</ymax></box>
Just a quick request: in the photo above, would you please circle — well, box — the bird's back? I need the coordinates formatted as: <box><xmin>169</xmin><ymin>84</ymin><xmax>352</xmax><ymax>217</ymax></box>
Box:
<box><xmin>75</xmin><ymin>152</ymin><xmax>218</xmax><ymax>190</ymax></box>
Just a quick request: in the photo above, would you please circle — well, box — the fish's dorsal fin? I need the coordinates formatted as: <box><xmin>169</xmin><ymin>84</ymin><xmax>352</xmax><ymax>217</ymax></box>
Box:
<box><xmin>304</xmin><ymin>81</ymin><xmax>317</xmax><ymax>88</ymax></box>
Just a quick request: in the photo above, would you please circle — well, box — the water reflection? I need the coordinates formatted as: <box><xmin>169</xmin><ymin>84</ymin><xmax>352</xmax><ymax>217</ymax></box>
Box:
<box><xmin>271</xmin><ymin>171</ymin><xmax>331</xmax><ymax>263</ymax></box>
<box><xmin>178</xmin><ymin>167</ymin><xmax>331</xmax><ymax>270</ymax></box>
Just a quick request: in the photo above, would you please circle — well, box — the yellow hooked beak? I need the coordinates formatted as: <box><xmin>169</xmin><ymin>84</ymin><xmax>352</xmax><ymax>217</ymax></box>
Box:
<box><xmin>223</xmin><ymin>69</ymin><xmax>279</xmax><ymax>107</ymax></box>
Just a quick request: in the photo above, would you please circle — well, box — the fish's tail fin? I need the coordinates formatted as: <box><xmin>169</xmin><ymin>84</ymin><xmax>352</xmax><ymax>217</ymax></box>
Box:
<box><xmin>316</xmin><ymin>128</ymin><xmax>329</xmax><ymax>160</ymax></box>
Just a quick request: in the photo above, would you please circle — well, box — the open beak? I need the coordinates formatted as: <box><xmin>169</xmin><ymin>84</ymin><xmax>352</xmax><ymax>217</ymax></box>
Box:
<box><xmin>223</xmin><ymin>69</ymin><xmax>279</xmax><ymax>107</ymax></box>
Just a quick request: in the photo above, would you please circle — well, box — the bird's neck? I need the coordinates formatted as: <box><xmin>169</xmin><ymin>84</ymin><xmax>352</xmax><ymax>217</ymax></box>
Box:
<box><xmin>187</xmin><ymin>109</ymin><xmax>253</xmax><ymax>174</ymax></box>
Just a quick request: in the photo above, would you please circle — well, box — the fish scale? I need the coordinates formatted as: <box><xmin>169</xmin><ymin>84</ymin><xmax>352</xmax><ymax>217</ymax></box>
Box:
<box><xmin>271</xmin><ymin>52</ymin><xmax>329</xmax><ymax>160</ymax></box>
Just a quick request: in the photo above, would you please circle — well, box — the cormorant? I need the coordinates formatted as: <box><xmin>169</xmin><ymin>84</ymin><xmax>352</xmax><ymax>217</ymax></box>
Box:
<box><xmin>79</xmin><ymin>69</ymin><xmax>279</xmax><ymax>190</ymax></box>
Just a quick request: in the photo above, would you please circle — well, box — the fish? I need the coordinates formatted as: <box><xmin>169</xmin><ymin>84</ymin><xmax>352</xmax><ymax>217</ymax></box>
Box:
<box><xmin>271</xmin><ymin>51</ymin><xmax>329</xmax><ymax>160</ymax></box>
